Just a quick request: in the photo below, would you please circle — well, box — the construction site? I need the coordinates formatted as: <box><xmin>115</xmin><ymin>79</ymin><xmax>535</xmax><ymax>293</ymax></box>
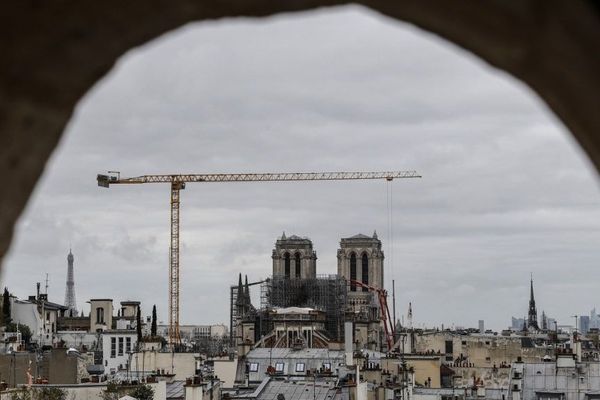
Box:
<box><xmin>97</xmin><ymin>170</ymin><xmax>418</xmax><ymax>350</ymax></box>
<box><xmin>231</xmin><ymin>232</ymin><xmax>394</xmax><ymax>355</ymax></box>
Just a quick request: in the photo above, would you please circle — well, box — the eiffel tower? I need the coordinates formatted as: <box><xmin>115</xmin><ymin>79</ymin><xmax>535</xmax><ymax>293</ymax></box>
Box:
<box><xmin>64</xmin><ymin>249</ymin><xmax>78</xmax><ymax>317</ymax></box>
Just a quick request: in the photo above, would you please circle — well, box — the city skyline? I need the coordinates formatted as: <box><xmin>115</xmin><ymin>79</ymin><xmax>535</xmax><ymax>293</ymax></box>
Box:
<box><xmin>1</xmin><ymin>6</ymin><xmax>599</xmax><ymax>331</ymax></box>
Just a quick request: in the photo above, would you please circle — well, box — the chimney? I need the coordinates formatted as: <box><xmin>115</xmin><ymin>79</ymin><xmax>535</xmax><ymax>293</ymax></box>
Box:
<box><xmin>345</xmin><ymin>321</ymin><xmax>354</xmax><ymax>366</ymax></box>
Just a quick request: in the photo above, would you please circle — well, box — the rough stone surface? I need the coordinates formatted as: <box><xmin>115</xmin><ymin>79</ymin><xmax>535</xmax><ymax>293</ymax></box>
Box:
<box><xmin>1</xmin><ymin>1</ymin><xmax>599</xmax><ymax>270</ymax></box>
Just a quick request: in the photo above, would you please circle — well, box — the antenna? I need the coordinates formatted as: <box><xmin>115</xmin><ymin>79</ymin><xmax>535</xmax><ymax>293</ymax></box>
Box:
<box><xmin>45</xmin><ymin>273</ymin><xmax>49</xmax><ymax>295</ymax></box>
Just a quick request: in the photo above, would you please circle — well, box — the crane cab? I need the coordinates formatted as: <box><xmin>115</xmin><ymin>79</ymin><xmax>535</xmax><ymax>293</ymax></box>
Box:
<box><xmin>97</xmin><ymin>174</ymin><xmax>119</xmax><ymax>187</ymax></box>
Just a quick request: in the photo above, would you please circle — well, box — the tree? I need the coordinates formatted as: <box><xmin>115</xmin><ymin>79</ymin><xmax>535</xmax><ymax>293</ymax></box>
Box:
<box><xmin>151</xmin><ymin>305</ymin><xmax>157</xmax><ymax>337</ymax></box>
<box><xmin>102</xmin><ymin>383</ymin><xmax>153</xmax><ymax>400</ymax></box>
<box><xmin>131</xmin><ymin>384</ymin><xmax>154</xmax><ymax>400</ymax></box>
<box><xmin>136</xmin><ymin>305</ymin><xmax>142</xmax><ymax>342</ymax></box>
<box><xmin>10</xmin><ymin>387</ymin><xmax>67</xmax><ymax>400</ymax></box>
<box><xmin>5</xmin><ymin>323</ymin><xmax>32</xmax><ymax>343</ymax></box>
<box><xmin>3</xmin><ymin>287</ymin><xmax>11</xmax><ymax>325</ymax></box>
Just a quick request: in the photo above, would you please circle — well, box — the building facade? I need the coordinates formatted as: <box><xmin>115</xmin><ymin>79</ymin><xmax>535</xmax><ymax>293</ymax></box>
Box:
<box><xmin>101</xmin><ymin>330</ymin><xmax>137</xmax><ymax>375</ymax></box>
<box><xmin>89</xmin><ymin>299</ymin><xmax>113</xmax><ymax>332</ymax></box>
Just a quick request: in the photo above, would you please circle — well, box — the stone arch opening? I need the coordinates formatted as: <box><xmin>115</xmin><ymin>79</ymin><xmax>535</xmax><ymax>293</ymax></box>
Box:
<box><xmin>361</xmin><ymin>252</ymin><xmax>369</xmax><ymax>291</ymax></box>
<box><xmin>284</xmin><ymin>252</ymin><xmax>291</xmax><ymax>279</ymax></box>
<box><xmin>294</xmin><ymin>252</ymin><xmax>302</xmax><ymax>279</ymax></box>
<box><xmin>1</xmin><ymin>1</ymin><xmax>599</xmax><ymax>273</ymax></box>
<box><xmin>350</xmin><ymin>252</ymin><xmax>357</xmax><ymax>291</ymax></box>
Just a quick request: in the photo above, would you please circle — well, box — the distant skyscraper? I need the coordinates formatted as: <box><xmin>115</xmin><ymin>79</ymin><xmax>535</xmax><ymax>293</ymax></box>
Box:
<box><xmin>541</xmin><ymin>310</ymin><xmax>548</xmax><ymax>330</ymax></box>
<box><xmin>528</xmin><ymin>275</ymin><xmax>539</xmax><ymax>331</ymax></box>
<box><xmin>479</xmin><ymin>320</ymin><xmax>485</xmax><ymax>333</ymax></box>
<box><xmin>590</xmin><ymin>308</ymin><xmax>600</xmax><ymax>330</ymax></box>
<box><xmin>64</xmin><ymin>249</ymin><xmax>77</xmax><ymax>316</ymax></box>
<box><xmin>511</xmin><ymin>317</ymin><xmax>525</xmax><ymax>331</ymax></box>
<box><xmin>580</xmin><ymin>315</ymin><xmax>590</xmax><ymax>335</ymax></box>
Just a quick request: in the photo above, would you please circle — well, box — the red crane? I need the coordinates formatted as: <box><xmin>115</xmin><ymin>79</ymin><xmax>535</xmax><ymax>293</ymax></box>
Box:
<box><xmin>349</xmin><ymin>279</ymin><xmax>396</xmax><ymax>351</ymax></box>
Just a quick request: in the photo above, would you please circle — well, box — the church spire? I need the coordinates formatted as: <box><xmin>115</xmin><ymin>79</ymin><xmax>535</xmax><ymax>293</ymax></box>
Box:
<box><xmin>528</xmin><ymin>274</ymin><xmax>539</xmax><ymax>331</ymax></box>
<box><xmin>235</xmin><ymin>273</ymin><xmax>244</xmax><ymax>307</ymax></box>
<box><xmin>244</xmin><ymin>275</ymin><xmax>251</xmax><ymax>303</ymax></box>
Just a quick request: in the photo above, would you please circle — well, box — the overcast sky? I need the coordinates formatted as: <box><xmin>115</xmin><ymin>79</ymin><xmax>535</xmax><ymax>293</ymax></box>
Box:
<box><xmin>2</xmin><ymin>6</ymin><xmax>600</xmax><ymax>331</ymax></box>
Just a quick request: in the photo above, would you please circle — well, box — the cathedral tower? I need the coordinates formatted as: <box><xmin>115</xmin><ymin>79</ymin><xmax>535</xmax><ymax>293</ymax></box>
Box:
<box><xmin>337</xmin><ymin>232</ymin><xmax>384</xmax><ymax>290</ymax></box>
<box><xmin>64</xmin><ymin>249</ymin><xmax>77</xmax><ymax>316</ymax></box>
<box><xmin>272</xmin><ymin>233</ymin><xmax>317</xmax><ymax>279</ymax></box>
<box><xmin>337</xmin><ymin>232</ymin><xmax>384</xmax><ymax>351</ymax></box>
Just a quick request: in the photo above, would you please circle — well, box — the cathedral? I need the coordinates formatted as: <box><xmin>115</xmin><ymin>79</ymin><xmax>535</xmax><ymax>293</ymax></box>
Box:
<box><xmin>233</xmin><ymin>231</ymin><xmax>388</xmax><ymax>355</ymax></box>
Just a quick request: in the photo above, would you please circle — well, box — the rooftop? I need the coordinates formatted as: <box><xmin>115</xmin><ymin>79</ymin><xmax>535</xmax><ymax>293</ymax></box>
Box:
<box><xmin>257</xmin><ymin>379</ymin><xmax>340</xmax><ymax>400</ymax></box>
<box><xmin>247</xmin><ymin>348</ymin><xmax>344</xmax><ymax>360</ymax></box>
<box><xmin>273</xmin><ymin>307</ymin><xmax>317</xmax><ymax>315</ymax></box>
<box><xmin>279</xmin><ymin>232</ymin><xmax>311</xmax><ymax>242</ymax></box>
<box><xmin>166</xmin><ymin>381</ymin><xmax>184</xmax><ymax>400</ymax></box>
<box><xmin>340</xmin><ymin>232</ymin><xmax>380</xmax><ymax>242</ymax></box>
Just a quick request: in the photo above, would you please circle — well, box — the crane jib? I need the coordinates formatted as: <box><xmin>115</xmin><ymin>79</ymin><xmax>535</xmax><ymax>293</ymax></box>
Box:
<box><xmin>98</xmin><ymin>171</ymin><xmax>421</xmax><ymax>186</ymax></box>
<box><xmin>96</xmin><ymin>169</ymin><xmax>420</xmax><ymax>347</ymax></box>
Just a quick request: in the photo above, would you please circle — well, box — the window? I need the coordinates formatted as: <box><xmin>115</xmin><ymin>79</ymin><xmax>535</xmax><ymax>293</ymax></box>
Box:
<box><xmin>537</xmin><ymin>394</ymin><xmax>564</xmax><ymax>400</ymax></box>
<box><xmin>249</xmin><ymin>362</ymin><xmax>259</xmax><ymax>372</ymax></box>
<box><xmin>295</xmin><ymin>363</ymin><xmax>305</xmax><ymax>372</ymax></box>
<box><xmin>284</xmin><ymin>253</ymin><xmax>290</xmax><ymax>278</ymax></box>
<box><xmin>97</xmin><ymin>307</ymin><xmax>105</xmax><ymax>324</ymax></box>
<box><xmin>275</xmin><ymin>362</ymin><xmax>285</xmax><ymax>373</ymax></box>
<box><xmin>295</xmin><ymin>253</ymin><xmax>301</xmax><ymax>278</ymax></box>
<box><xmin>445</xmin><ymin>340</ymin><xmax>453</xmax><ymax>354</ymax></box>
<box><xmin>110</xmin><ymin>337</ymin><xmax>116</xmax><ymax>358</ymax></box>
<box><xmin>125</xmin><ymin>337</ymin><xmax>131</xmax><ymax>353</ymax></box>
<box><xmin>118</xmin><ymin>337</ymin><xmax>124</xmax><ymax>356</ymax></box>
<box><xmin>323</xmin><ymin>363</ymin><xmax>331</xmax><ymax>371</ymax></box>
<box><xmin>361</xmin><ymin>253</ymin><xmax>369</xmax><ymax>291</ymax></box>
<box><xmin>350</xmin><ymin>253</ymin><xmax>357</xmax><ymax>291</ymax></box>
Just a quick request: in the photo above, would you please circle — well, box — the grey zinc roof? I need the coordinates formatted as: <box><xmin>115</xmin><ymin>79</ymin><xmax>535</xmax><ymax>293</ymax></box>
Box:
<box><xmin>243</xmin><ymin>349</ymin><xmax>345</xmax><ymax>382</ymax></box>
<box><xmin>247</xmin><ymin>348</ymin><xmax>344</xmax><ymax>360</ymax></box>
<box><xmin>257</xmin><ymin>379</ymin><xmax>340</xmax><ymax>400</ymax></box>
<box><xmin>166</xmin><ymin>381</ymin><xmax>185</xmax><ymax>399</ymax></box>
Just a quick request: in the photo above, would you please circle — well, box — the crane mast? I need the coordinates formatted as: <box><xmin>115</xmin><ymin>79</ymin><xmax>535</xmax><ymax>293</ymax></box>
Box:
<box><xmin>97</xmin><ymin>170</ymin><xmax>420</xmax><ymax>347</ymax></box>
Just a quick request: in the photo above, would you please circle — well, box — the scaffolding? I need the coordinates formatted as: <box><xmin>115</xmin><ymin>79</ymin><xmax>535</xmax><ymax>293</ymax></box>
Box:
<box><xmin>229</xmin><ymin>284</ymin><xmax>239</xmax><ymax>348</ymax></box>
<box><xmin>260</xmin><ymin>274</ymin><xmax>347</xmax><ymax>341</ymax></box>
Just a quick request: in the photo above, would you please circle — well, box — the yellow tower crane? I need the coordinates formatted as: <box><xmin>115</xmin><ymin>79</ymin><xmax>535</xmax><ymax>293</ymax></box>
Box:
<box><xmin>97</xmin><ymin>170</ymin><xmax>421</xmax><ymax>346</ymax></box>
